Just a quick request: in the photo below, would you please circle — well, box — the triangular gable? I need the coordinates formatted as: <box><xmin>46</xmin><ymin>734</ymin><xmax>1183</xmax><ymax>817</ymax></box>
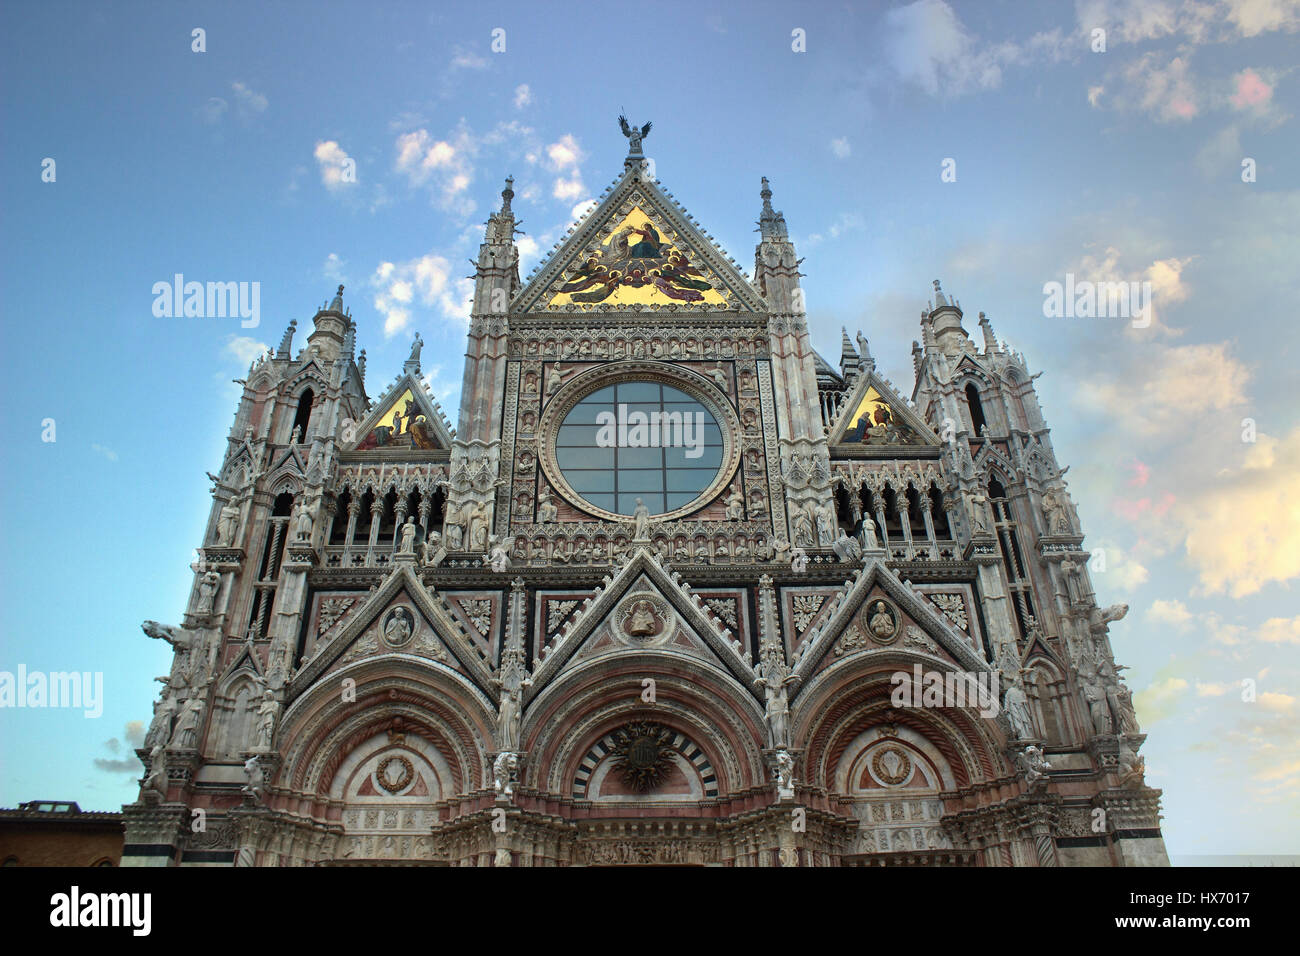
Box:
<box><xmin>348</xmin><ymin>371</ymin><xmax>453</xmax><ymax>452</ymax></box>
<box><xmin>789</xmin><ymin>559</ymin><xmax>991</xmax><ymax>694</ymax></box>
<box><xmin>828</xmin><ymin>370</ymin><xmax>939</xmax><ymax>447</ymax></box>
<box><xmin>514</xmin><ymin>167</ymin><xmax>766</xmax><ymax>314</ymax></box>
<box><xmin>287</xmin><ymin>564</ymin><xmax>495</xmax><ymax>700</ymax></box>
<box><xmin>525</xmin><ymin>547</ymin><xmax>752</xmax><ymax>701</ymax></box>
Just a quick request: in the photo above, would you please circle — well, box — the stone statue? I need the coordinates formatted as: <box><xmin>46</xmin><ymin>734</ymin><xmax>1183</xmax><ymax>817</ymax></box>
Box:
<box><xmin>290</xmin><ymin>424</ymin><xmax>302</xmax><ymax>445</ymax></box>
<box><xmin>1117</xmin><ymin>736</ymin><xmax>1146</xmax><ymax>786</ymax></box>
<box><xmin>755</xmin><ymin>651</ymin><xmax>799</xmax><ymax>748</ymax></box>
<box><xmin>169</xmin><ymin>699</ymin><xmax>204</xmax><ymax>749</ymax></box>
<box><xmin>421</xmin><ymin>532</ymin><xmax>447</xmax><ymax>568</ymax></box>
<box><xmin>494</xmin><ymin>669</ymin><xmax>531</xmax><ymax>751</ymax></box>
<box><xmin>144</xmin><ymin>692</ymin><xmax>178</xmax><ymax>749</ymax></box>
<box><xmin>195</xmin><ymin>570</ymin><xmax>221</xmax><ymax>618</ymax></box>
<box><xmin>399</xmin><ymin>516</ymin><xmax>418</xmax><ymax>554</ymax></box>
<box><xmin>1085</xmin><ymin>683</ymin><xmax>1113</xmax><ymax>735</ymax></box>
<box><xmin>770</xmin><ymin>536</ymin><xmax>791</xmax><ymax>563</ymax></box>
<box><xmin>627</xmin><ymin>601</ymin><xmax>658</xmax><ymax>636</ymax></box>
<box><xmin>1041</xmin><ymin>484</ymin><xmax>1071</xmax><ymax>534</ymax></box>
<box><xmin>815</xmin><ymin>504</ymin><xmax>836</xmax><ymax>548</ymax></box>
<box><xmin>964</xmin><ymin>489</ymin><xmax>989</xmax><ymax>534</ymax></box>
<box><xmin>724</xmin><ymin>487</ymin><xmax>745</xmax><ymax>520</ymax></box>
<box><xmin>253</xmin><ymin>690</ymin><xmax>280</xmax><ymax>749</ymax></box>
<box><xmin>1016</xmin><ymin>744</ymin><xmax>1051</xmax><ymax>790</ymax></box>
<box><xmin>443</xmin><ymin>502</ymin><xmax>465</xmax><ymax>551</ymax></box>
<box><xmin>792</xmin><ymin>508</ymin><xmax>815</xmax><ymax>548</ymax></box>
<box><xmin>141</xmin><ymin>745</ymin><xmax>168</xmax><ymax>802</ymax></box>
<box><xmin>487</xmin><ymin>536</ymin><xmax>511</xmax><ymax>573</ymax></box>
<box><xmin>537</xmin><ymin>492</ymin><xmax>557</xmax><ymax>523</ymax></box>
<box><xmin>618</xmin><ymin>114</ymin><xmax>652</xmax><ymax>152</ymax></box>
<box><xmin>709</xmin><ymin>365</ymin><xmax>728</xmax><ymax>391</ymax></box>
<box><xmin>861</xmin><ymin>514</ymin><xmax>880</xmax><ymax>550</ymax></box>
<box><xmin>546</xmin><ymin>362</ymin><xmax>565</xmax><ymax>393</ymax></box>
<box><xmin>215</xmin><ymin>500</ymin><xmax>240</xmax><ymax>547</ymax></box>
<box><xmin>493</xmin><ymin>751</ymin><xmax>520</xmax><ymax>800</ymax></box>
<box><xmin>241</xmin><ymin>754</ymin><xmax>265</xmax><ymax>804</ymax></box>
<box><xmin>632</xmin><ymin>498</ymin><xmax>651</xmax><ymax>541</ymax></box>
<box><xmin>773</xmin><ymin>749</ymin><xmax>796</xmax><ymax>799</ymax></box>
<box><xmin>408</xmin><ymin>331</ymin><xmax>423</xmax><ymax>364</ymax></box>
<box><xmin>1097</xmin><ymin>603</ymin><xmax>1129</xmax><ymax>626</ymax></box>
<box><xmin>832</xmin><ymin>531</ymin><xmax>862</xmax><ymax>563</ymax></box>
<box><xmin>293</xmin><ymin>500</ymin><xmax>314</xmax><ymax>543</ymax></box>
<box><xmin>469</xmin><ymin>500</ymin><xmax>492</xmax><ymax>552</ymax></box>
<box><xmin>1003</xmin><ymin>672</ymin><xmax>1035</xmax><ymax>740</ymax></box>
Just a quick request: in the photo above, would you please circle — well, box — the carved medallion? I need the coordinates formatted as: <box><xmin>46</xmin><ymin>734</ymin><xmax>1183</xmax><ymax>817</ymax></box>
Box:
<box><xmin>863</xmin><ymin>599</ymin><xmax>899</xmax><ymax>644</ymax></box>
<box><xmin>374</xmin><ymin>754</ymin><xmax>414</xmax><ymax>794</ymax></box>
<box><xmin>871</xmin><ymin>747</ymin><xmax>912</xmax><ymax>787</ymax></box>
<box><xmin>381</xmin><ymin>606</ymin><xmax>416</xmax><ymax>649</ymax></box>
<box><xmin>610</xmin><ymin>722</ymin><xmax>677</xmax><ymax>792</ymax></box>
<box><xmin>614</xmin><ymin>592</ymin><xmax>674</xmax><ymax>646</ymax></box>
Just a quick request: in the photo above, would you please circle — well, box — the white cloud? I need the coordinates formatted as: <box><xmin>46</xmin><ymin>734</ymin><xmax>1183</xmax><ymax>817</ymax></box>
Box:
<box><xmin>323</xmin><ymin>252</ymin><xmax>346</xmax><ymax>281</ymax></box>
<box><xmin>830</xmin><ymin>137</ymin><xmax>851</xmax><ymax>159</ymax></box>
<box><xmin>225</xmin><ymin>335</ymin><xmax>270</xmax><ymax>365</ymax></box>
<box><xmin>514</xmin><ymin>84</ymin><xmax>532</xmax><ymax>109</ymax></box>
<box><xmin>91</xmin><ymin>443</ymin><xmax>119</xmax><ymax>462</ymax></box>
<box><xmin>1088</xmin><ymin>84</ymin><xmax>1105</xmax><ymax>107</ymax></box>
<box><xmin>1147</xmin><ymin>598</ymin><xmax>1195</xmax><ymax>629</ymax></box>
<box><xmin>232</xmin><ymin>81</ymin><xmax>268</xmax><ymax>116</ymax></box>
<box><xmin>882</xmin><ymin>0</ymin><xmax>1067</xmax><ymax>96</ymax></box>
<box><xmin>545</xmin><ymin>134</ymin><xmax>583</xmax><ymax>170</ymax></box>
<box><xmin>450</xmin><ymin>47</ymin><xmax>487</xmax><ymax>70</ymax></box>
<box><xmin>394</xmin><ymin>125</ymin><xmax>478</xmax><ymax>217</ymax></box>
<box><xmin>370</xmin><ymin>251</ymin><xmax>474</xmax><ymax>336</ymax></box>
<box><xmin>314</xmin><ymin>140</ymin><xmax>357</xmax><ymax>191</ymax></box>
<box><xmin>198</xmin><ymin>97</ymin><xmax>228</xmax><ymax>125</ymax></box>
<box><xmin>552</xmin><ymin>174</ymin><xmax>585</xmax><ymax>201</ymax></box>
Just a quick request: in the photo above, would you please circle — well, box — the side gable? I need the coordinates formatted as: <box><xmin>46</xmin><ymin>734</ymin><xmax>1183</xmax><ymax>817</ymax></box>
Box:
<box><xmin>829</xmin><ymin>370</ymin><xmax>939</xmax><ymax>448</ymax></box>
<box><xmin>346</xmin><ymin>370</ymin><xmax>454</xmax><ymax>453</ymax></box>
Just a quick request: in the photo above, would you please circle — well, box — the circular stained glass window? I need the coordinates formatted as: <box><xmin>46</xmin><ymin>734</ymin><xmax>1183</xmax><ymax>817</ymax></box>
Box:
<box><xmin>554</xmin><ymin>380</ymin><xmax>725</xmax><ymax>517</ymax></box>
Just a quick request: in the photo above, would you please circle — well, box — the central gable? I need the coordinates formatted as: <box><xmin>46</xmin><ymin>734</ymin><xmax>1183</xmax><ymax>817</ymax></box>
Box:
<box><xmin>515</xmin><ymin>169</ymin><xmax>767</xmax><ymax>314</ymax></box>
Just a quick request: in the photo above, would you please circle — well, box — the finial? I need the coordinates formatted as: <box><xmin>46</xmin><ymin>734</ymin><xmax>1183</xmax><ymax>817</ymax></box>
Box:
<box><xmin>932</xmin><ymin>279</ymin><xmax>950</xmax><ymax>308</ymax></box>
<box><xmin>500</xmin><ymin>176</ymin><xmax>514</xmax><ymax>214</ymax></box>
<box><xmin>618</xmin><ymin>114</ymin><xmax>651</xmax><ymax>160</ymax></box>
<box><xmin>328</xmin><ymin>284</ymin><xmax>344</xmax><ymax>312</ymax></box>
<box><xmin>277</xmin><ymin>318</ymin><xmax>297</xmax><ymax>358</ymax></box>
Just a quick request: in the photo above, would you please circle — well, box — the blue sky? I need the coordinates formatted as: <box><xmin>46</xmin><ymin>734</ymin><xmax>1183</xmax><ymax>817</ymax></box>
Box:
<box><xmin>1</xmin><ymin>0</ymin><xmax>1297</xmax><ymax>861</ymax></box>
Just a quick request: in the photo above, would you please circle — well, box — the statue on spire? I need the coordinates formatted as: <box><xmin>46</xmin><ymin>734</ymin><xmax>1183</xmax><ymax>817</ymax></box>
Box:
<box><xmin>618</xmin><ymin>114</ymin><xmax>652</xmax><ymax>154</ymax></box>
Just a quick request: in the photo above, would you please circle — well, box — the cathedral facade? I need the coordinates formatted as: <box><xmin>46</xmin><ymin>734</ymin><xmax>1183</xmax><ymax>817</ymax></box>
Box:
<box><xmin>123</xmin><ymin>129</ymin><xmax>1169</xmax><ymax>866</ymax></box>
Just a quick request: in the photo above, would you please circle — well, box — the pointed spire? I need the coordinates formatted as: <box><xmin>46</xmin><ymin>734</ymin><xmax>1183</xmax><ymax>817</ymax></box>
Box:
<box><xmin>932</xmin><ymin>279</ymin><xmax>949</xmax><ymax>308</ymax></box>
<box><xmin>912</xmin><ymin>340</ymin><xmax>924</xmax><ymax>376</ymax></box>
<box><xmin>329</xmin><ymin>284</ymin><xmax>344</xmax><ymax>312</ymax></box>
<box><xmin>757</xmin><ymin>177</ymin><xmax>789</xmax><ymax>240</ymax></box>
<box><xmin>839</xmin><ymin>327</ymin><xmax>860</xmax><ymax>380</ymax></box>
<box><xmin>276</xmin><ymin>319</ymin><xmax>297</xmax><ymax>359</ymax></box>
<box><xmin>978</xmin><ymin>311</ymin><xmax>998</xmax><ymax>353</ymax></box>
<box><xmin>358</xmin><ymin>348</ymin><xmax>366</xmax><ymax>383</ymax></box>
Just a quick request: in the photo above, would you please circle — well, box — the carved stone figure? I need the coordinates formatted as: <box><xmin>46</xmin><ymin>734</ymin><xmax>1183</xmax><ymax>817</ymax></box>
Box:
<box><xmin>1016</xmin><ymin>744</ymin><xmax>1051</xmax><ymax>789</ymax></box>
<box><xmin>195</xmin><ymin>570</ymin><xmax>221</xmax><ymax>618</ymax></box>
<box><xmin>408</xmin><ymin>331</ymin><xmax>423</xmax><ymax>365</ymax></box>
<box><xmin>632</xmin><ymin>498</ymin><xmax>651</xmax><ymax>541</ymax></box>
<box><xmin>443</xmin><ymin>503</ymin><xmax>465</xmax><ymax>551</ymax></box>
<box><xmin>832</xmin><ymin>531</ymin><xmax>862</xmax><ymax>562</ymax></box>
<box><xmin>1041</xmin><ymin>484</ymin><xmax>1071</xmax><ymax>534</ymax></box>
<box><xmin>861</xmin><ymin>514</ymin><xmax>880</xmax><ymax>550</ymax></box>
<box><xmin>399</xmin><ymin>516</ymin><xmax>418</xmax><ymax>554</ymax></box>
<box><xmin>1003</xmin><ymin>673</ymin><xmax>1035</xmax><ymax>740</ymax></box>
<box><xmin>537</xmin><ymin>492</ymin><xmax>557</xmax><ymax>523</ymax></box>
<box><xmin>724</xmin><ymin>487</ymin><xmax>745</xmax><ymax>520</ymax></box>
<box><xmin>144</xmin><ymin>693</ymin><xmax>178</xmax><ymax>749</ymax></box>
<box><xmin>755</xmin><ymin>650</ymin><xmax>799</xmax><ymax>748</ymax></box>
<box><xmin>773</xmin><ymin>749</ymin><xmax>796</xmax><ymax>799</ymax></box>
<box><xmin>487</xmin><ymin>536</ymin><xmax>511</xmax><ymax>573</ymax></box>
<box><xmin>141</xmin><ymin>745</ymin><xmax>168</xmax><ymax>802</ymax></box>
<box><xmin>815</xmin><ymin>504</ymin><xmax>836</xmax><ymax>547</ymax></box>
<box><xmin>293</xmin><ymin>500</ymin><xmax>314</xmax><ymax>543</ymax></box>
<box><xmin>1117</xmin><ymin>736</ymin><xmax>1146</xmax><ymax>786</ymax></box>
<box><xmin>215</xmin><ymin>500</ymin><xmax>241</xmax><ymax>547</ymax></box>
<box><xmin>493</xmin><ymin>751</ymin><xmax>520</xmax><ymax>800</ymax></box>
<box><xmin>1097</xmin><ymin>603</ymin><xmax>1129</xmax><ymax>626</ymax></box>
<box><xmin>253</xmin><ymin>690</ymin><xmax>280</xmax><ymax>749</ymax></box>
<box><xmin>964</xmin><ymin>489</ymin><xmax>989</xmax><ymax>534</ymax></box>
<box><xmin>242</xmin><ymin>754</ymin><xmax>265</xmax><ymax>804</ymax></box>
<box><xmin>421</xmin><ymin>532</ymin><xmax>446</xmax><ymax>568</ymax></box>
<box><xmin>792</xmin><ymin>508</ymin><xmax>815</xmax><ymax>548</ymax></box>
<box><xmin>546</xmin><ymin>361</ymin><xmax>566</xmax><ymax>393</ymax></box>
<box><xmin>469</xmin><ymin>500</ymin><xmax>492</xmax><ymax>552</ymax></box>
<box><xmin>169</xmin><ymin>699</ymin><xmax>204</xmax><ymax>749</ymax></box>
<box><xmin>868</xmin><ymin>602</ymin><xmax>896</xmax><ymax>640</ymax></box>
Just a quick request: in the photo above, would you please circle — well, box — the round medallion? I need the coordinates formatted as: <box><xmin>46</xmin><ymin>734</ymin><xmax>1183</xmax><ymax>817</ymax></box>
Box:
<box><xmin>615</xmin><ymin>592</ymin><xmax>674</xmax><ymax>646</ymax></box>
<box><xmin>871</xmin><ymin>746</ymin><xmax>913</xmax><ymax>786</ymax></box>
<box><xmin>610</xmin><ymin>721</ymin><xmax>677</xmax><ymax>792</ymax></box>
<box><xmin>863</xmin><ymin>599</ymin><xmax>899</xmax><ymax>644</ymax></box>
<box><xmin>374</xmin><ymin>754</ymin><xmax>414</xmax><ymax>794</ymax></box>
<box><xmin>381</xmin><ymin>607</ymin><xmax>416</xmax><ymax>648</ymax></box>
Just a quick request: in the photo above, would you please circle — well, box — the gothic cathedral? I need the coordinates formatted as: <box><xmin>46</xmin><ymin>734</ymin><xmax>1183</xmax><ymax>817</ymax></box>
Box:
<box><xmin>124</xmin><ymin>127</ymin><xmax>1169</xmax><ymax>867</ymax></box>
